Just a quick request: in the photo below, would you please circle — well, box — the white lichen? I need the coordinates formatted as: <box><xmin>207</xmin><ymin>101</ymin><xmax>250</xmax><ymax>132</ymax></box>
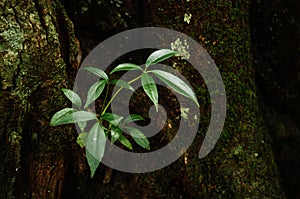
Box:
<box><xmin>184</xmin><ymin>13</ymin><xmax>192</xmax><ymax>24</ymax></box>
<box><xmin>171</xmin><ymin>38</ymin><xmax>190</xmax><ymax>60</ymax></box>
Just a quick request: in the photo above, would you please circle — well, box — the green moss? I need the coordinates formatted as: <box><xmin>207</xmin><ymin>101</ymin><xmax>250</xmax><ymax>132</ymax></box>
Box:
<box><xmin>0</xmin><ymin>0</ymin><xmax>78</xmax><ymax>198</ymax></box>
<box><xmin>140</xmin><ymin>0</ymin><xmax>282</xmax><ymax>198</ymax></box>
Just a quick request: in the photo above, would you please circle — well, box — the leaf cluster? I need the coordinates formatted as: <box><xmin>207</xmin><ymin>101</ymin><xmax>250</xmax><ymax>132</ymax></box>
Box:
<box><xmin>50</xmin><ymin>49</ymin><xmax>199</xmax><ymax>177</ymax></box>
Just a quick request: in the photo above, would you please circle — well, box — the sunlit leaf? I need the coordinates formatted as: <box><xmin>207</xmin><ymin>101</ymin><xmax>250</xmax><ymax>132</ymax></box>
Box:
<box><xmin>86</xmin><ymin>123</ymin><xmax>106</xmax><ymax>178</ymax></box>
<box><xmin>81</xmin><ymin>66</ymin><xmax>108</xmax><ymax>80</ymax></box>
<box><xmin>123</xmin><ymin>114</ymin><xmax>145</xmax><ymax>124</ymax></box>
<box><xmin>118</xmin><ymin>134</ymin><xmax>133</xmax><ymax>150</ymax></box>
<box><xmin>111</xmin><ymin>79</ymin><xmax>134</xmax><ymax>91</ymax></box>
<box><xmin>145</xmin><ymin>49</ymin><xmax>178</xmax><ymax>68</ymax></box>
<box><xmin>49</xmin><ymin>108</ymin><xmax>76</xmax><ymax>126</ymax></box>
<box><xmin>101</xmin><ymin>113</ymin><xmax>123</xmax><ymax>126</ymax></box>
<box><xmin>150</xmin><ymin>70</ymin><xmax>199</xmax><ymax>107</ymax></box>
<box><xmin>61</xmin><ymin>89</ymin><xmax>82</xmax><ymax>108</ymax></box>
<box><xmin>77</xmin><ymin>132</ymin><xmax>88</xmax><ymax>148</ymax></box>
<box><xmin>84</xmin><ymin>80</ymin><xmax>107</xmax><ymax>108</ymax></box>
<box><xmin>126</xmin><ymin>127</ymin><xmax>150</xmax><ymax>150</ymax></box>
<box><xmin>110</xmin><ymin>63</ymin><xmax>142</xmax><ymax>74</ymax></box>
<box><xmin>141</xmin><ymin>73</ymin><xmax>158</xmax><ymax>111</ymax></box>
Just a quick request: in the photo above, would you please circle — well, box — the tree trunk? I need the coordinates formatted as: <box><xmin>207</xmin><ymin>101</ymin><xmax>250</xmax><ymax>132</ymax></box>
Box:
<box><xmin>1</xmin><ymin>0</ymin><xmax>283</xmax><ymax>198</ymax></box>
<box><xmin>0</xmin><ymin>1</ymin><xmax>80</xmax><ymax>198</ymax></box>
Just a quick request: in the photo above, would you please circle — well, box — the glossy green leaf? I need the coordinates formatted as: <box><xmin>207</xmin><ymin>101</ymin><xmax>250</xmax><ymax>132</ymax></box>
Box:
<box><xmin>111</xmin><ymin>79</ymin><xmax>134</xmax><ymax>91</ymax></box>
<box><xmin>50</xmin><ymin>108</ymin><xmax>76</xmax><ymax>126</ymax></box>
<box><xmin>141</xmin><ymin>73</ymin><xmax>158</xmax><ymax>111</ymax></box>
<box><xmin>111</xmin><ymin>126</ymin><xmax>122</xmax><ymax>143</ymax></box>
<box><xmin>126</xmin><ymin>127</ymin><xmax>150</xmax><ymax>150</ymax></box>
<box><xmin>86</xmin><ymin>123</ymin><xmax>106</xmax><ymax>178</ymax></box>
<box><xmin>150</xmin><ymin>70</ymin><xmax>199</xmax><ymax>107</ymax></box>
<box><xmin>50</xmin><ymin>110</ymin><xmax>96</xmax><ymax>126</ymax></box>
<box><xmin>77</xmin><ymin>132</ymin><xmax>88</xmax><ymax>148</ymax></box>
<box><xmin>61</xmin><ymin>89</ymin><xmax>82</xmax><ymax>108</ymax></box>
<box><xmin>118</xmin><ymin>134</ymin><xmax>133</xmax><ymax>150</ymax></box>
<box><xmin>101</xmin><ymin>113</ymin><xmax>123</xmax><ymax>126</ymax></box>
<box><xmin>82</xmin><ymin>66</ymin><xmax>108</xmax><ymax>80</ymax></box>
<box><xmin>84</xmin><ymin>80</ymin><xmax>107</xmax><ymax>108</ymax></box>
<box><xmin>123</xmin><ymin>114</ymin><xmax>145</xmax><ymax>124</ymax></box>
<box><xmin>72</xmin><ymin>111</ymin><xmax>97</xmax><ymax>123</ymax></box>
<box><xmin>110</xmin><ymin>63</ymin><xmax>142</xmax><ymax>74</ymax></box>
<box><xmin>145</xmin><ymin>49</ymin><xmax>178</xmax><ymax>68</ymax></box>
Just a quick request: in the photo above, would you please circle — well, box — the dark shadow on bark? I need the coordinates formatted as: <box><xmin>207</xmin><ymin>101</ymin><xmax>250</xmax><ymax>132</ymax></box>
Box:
<box><xmin>250</xmin><ymin>0</ymin><xmax>300</xmax><ymax>198</ymax></box>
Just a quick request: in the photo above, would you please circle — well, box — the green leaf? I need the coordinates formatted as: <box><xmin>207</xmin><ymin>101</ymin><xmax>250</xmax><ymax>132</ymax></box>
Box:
<box><xmin>61</xmin><ymin>89</ymin><xmax>82</xmax><ymax>108</ymax></box>
<box><xmin>111</xmin><ymin>79</ymin><xmax>134</xmax><ymax>91</ymax></box>
<box><xmin>77</xmin><ymin>121</ymin><xmax>87</xmax><ymax>132</ymax></box>
<box><xmin>50</xmin><ymin>109</ymin><xmax>96</xmax><ymax>126</ymax></box>
<box><xmin>141</xmin><ymin>73</ymin><xmax>158</xmax><ymax>111</ymax></box>
<box><xmin>145</xmin><ymin>49</ymin><xmax>178</xmax><ymax>68</ymax></box>
<box><xmin>84</xmin><ymin>80</ymin><xmax>107</xmax><ymax>108</ymax></box>
<box><xmin>150</xmin><ymin>70</ymin><xmax>199</xmax><ymax>107</ymax></box>
<box><xmin>101</xmin><ymin>113</ymin><xmax>123</xmax><ymax>126</ymax></box>
<box><xmin>77</xmin><ymin>132</ymin><xmax>88</xmax><ymax>148</ymax></box>
<box><xmin>126</xmin><ymin>127</ymin><xmax>150</xmax><ymax>150</ymax></box>
<box><xmin>118</xmin><ymin>134</ymin><xmax>133</xmax><ymax>150</ymax></box>
<box><xmin>72</xmin><ymin>111</ymin><xmax>97</xmax><ymax>123</ymax></box>
<box><xmin>50</xmin><ymin>108</ymin><xmax>76</xmax><ymax>126</ymax></box>
<box><xmin>123</xmin><ymin>114</ymin><xmax>145</xmax><ymax>124</ymax></box>
<box><xmin>111</xmin><ymin>126</ymin><xmax>122</xmax><ymax>143</ymax></box>
<box><xmin>86</xmin><ymin>123</ymin><xmax>106</xmax><ymax>178</ymax></box>
<box><xmin>81</xmin><ymin>66</ymin><xmax>108</xmax><ymax>80</ymax></box>
<box><xmin>110</xmin><ymin>63</ymin><xmax>142</xmax><ymax>74</ymax></box>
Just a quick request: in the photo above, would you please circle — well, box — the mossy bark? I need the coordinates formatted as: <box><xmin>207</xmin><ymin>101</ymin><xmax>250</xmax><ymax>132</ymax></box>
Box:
<box><xmin>0</xmin><ymin>0</ymin><xmax>284</xmax><ymax>198</ymax></box>
<box><xmin>61</xmin><ymin>0</ymin><xmax>282</xmax><ymax>198</ymax></box>
<box><xmin>0</xmin><ymin>1</ymin><xmax>80</xmax><ymax>198</ymax></box>
<box><xmin>137</xmin><ymin>0</ymin><xmax>282</xmax><ymax>198</ymax></box>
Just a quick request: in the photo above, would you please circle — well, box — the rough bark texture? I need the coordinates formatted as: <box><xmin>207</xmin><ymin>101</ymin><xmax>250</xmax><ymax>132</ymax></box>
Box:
<box><xmin>61</xmin><ymin>0</ymin><xmax>283</xmax><ymax>198</ymax></box>
<box><xmin>0</xmin><ymin>0</ymin><xmax>286</xmax><ymax>198</ymax></box>
<box><xmin>0</xmin><ymin>1</ymin><xmax>80</xmax><ymax>198</ymax></box>
<box><xmin>140</xmin><ymin>0</ymin><xmax>282</xmax><ymax>198</ymax></box>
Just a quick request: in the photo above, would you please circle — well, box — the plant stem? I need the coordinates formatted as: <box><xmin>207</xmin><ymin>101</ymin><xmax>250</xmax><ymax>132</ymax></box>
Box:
<box><xmin>100</xmin><ymin>84</ymin><xmax>110</xmax><ymax>114</ymax></box>
<box><xmin>101</xmin><ymin>74</ymin><xmax>142</xmax><ymax>115</ymax></box>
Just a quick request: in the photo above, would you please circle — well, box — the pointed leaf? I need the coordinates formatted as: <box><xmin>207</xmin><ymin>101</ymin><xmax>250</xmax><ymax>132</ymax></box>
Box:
<box><xmin>77</xmin><ymin>132</ymin><xmax>88</xmax><ymax>148</ymax></box>
<box><xmin>126</xmin><ymin>127</ymin><xmax>150</xmax><ymax>150</ymax></box>
<box><xmin>84</xmin><ymin>80</ymin><xmax>107</xmax><ymax>108</ymax></box>
<box><xmin>141</xmin><ymin>73</ymin><xmax>158</xmax><ymax>111</ymax></box>
<box><xmin>50</xmin><ymin>108</ymin><xmax>76</xmax><ymax>126</ymax></box>
<box><xmin>123</xmin><ymin>114</ymin><xmax>145</xmax><ymax>124</ymax></box>
<box><xmin>150</xmin><ymin>70</ymin><xmax>199</xmax><ymax>107</ymax></box>
<box><xmin>111</xmin><ymin>79</ymin><xmax>134</xmax><ymax>91</ymax></box>
<box><xmin>86</xmin><ymin>123</ymin><xmax>106</xmax><ymax>177</ymax></box>
<box><xmin>61</xmin><ymin>89</ymin><xmax>82</xmax><ymax>108</ymax></box>
<box><xmin>111</xmin><ymin>126</ymin><xmax>122</xmax><ymax>143</ymax></box>
<box><xmin>82</xmin><ymin>66</ymin><xmax>108</xmax><ymax>80</ymax></box>
<box><xmin>118</xmin><ymin>134</ymin><xmax>133</xmax><ymax>150</ymax></box>
<box><xmin>72</xmin><ymin>111</ymin><xmax>97</xmax><ymax>123</ymax></box>
<box><xmin>110</xmin><ymin>63</ymin><xmax>142</xmax><ymax>74</ymax></box>
<box><xmin>145</xmin><ymin>49</ymin><xmax>178</xmax><ymax>68</ymax></box>
<box><xmin>101</xmin><ymin>113</ymin><xmax>124</xmax><ymax>126</ymax></box>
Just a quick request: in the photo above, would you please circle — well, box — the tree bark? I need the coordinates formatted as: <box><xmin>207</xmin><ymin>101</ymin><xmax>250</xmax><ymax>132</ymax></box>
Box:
<box><xmin>63</xmin><ymin>0</ymin><xmax>283</xmax><ymax>198</ymax></box>
<box><xmin>0</xmin><ymin>1</ymin><xmax>80</xmax><ymax>198</ymax></box>
<box><xmin>0</xmin><ymin>0</ymin><xmax>283</xmax><ymax>198</ymax></box>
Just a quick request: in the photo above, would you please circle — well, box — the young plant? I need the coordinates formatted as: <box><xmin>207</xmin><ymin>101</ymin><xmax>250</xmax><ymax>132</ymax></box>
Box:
<box><xmin>50</xmin><ymin>49</ymin><xmax>199</xmax><ymax>177</ymax></box>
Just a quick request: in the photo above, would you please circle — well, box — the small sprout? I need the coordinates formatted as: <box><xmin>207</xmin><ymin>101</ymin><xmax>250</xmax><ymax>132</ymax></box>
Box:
<box><xmin>50</xmin><ymin>48</ymin><xmax>200</xmax><ymax>178</ymax></box>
